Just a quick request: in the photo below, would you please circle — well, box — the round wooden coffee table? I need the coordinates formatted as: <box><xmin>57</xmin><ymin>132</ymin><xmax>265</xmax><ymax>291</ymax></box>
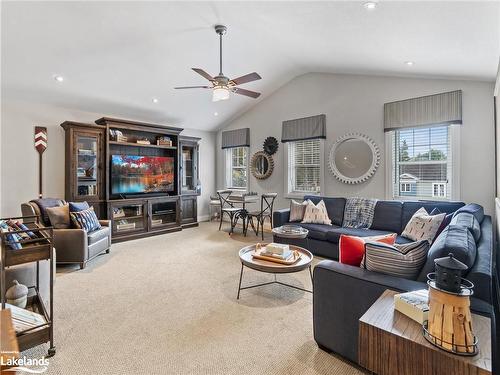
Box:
<box><xmin>237</xmin><ymin>243</ymin><xmax>313</xmax><ymax>299</ymax></box>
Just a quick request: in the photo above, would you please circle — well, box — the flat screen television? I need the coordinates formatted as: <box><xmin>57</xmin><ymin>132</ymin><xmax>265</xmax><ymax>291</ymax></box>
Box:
<box><xmin>111</xmin><ymin>155</ymin><xmax>175</xmax><ymax>195</ymax></box>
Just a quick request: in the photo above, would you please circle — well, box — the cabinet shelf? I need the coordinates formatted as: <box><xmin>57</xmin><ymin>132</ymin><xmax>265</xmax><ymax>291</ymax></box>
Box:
<box><xmin>109</xmin><ymin>140</ymin><xmax>177</xmax><ymax>150</ymax></box>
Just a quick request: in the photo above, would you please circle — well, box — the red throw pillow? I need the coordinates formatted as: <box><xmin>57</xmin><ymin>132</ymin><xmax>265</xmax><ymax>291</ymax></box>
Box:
<box><xmin>339</xmin><ymin>233</ymin><xmax>397</xmax><ymax>267</ymax></box>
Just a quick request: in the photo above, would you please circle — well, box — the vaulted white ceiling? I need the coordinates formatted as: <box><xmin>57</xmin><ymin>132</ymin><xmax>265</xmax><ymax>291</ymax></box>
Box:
<box><xmin>2</xmin><ymin>1</ymin><xmax>499</xmax><ymax>131</ymax></box>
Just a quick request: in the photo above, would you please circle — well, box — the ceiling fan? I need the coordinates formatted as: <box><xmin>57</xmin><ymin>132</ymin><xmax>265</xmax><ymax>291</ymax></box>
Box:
<box><xmin>175</xmin><ymin>25</ymin><xmax>262</xmax><ymax>102</ymax></box>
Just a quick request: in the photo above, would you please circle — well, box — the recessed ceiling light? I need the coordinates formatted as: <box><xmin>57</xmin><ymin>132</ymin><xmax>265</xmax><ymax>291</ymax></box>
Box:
<box><xmin>214</xmin><ymin>112</ymin><xmax>218</xmax><ymax>116</ymax></box>
<box><xmin>152</xmin><ymin>98</ymin><xmax>159</xmax><ymax>103</ymax></box>
<box><xmin>53</xmin><ymin>75</ymin><xmax>64</xmax><ymax>82</ymax></box>
<box><xmin>405</xmin><ymin>61</ymin><xmax>415</xmax><ymax>66</ymax></box>
<box><xmin>363</xmin><ymin>2</ymin><xmax>377</xmax><ymax>10</ymax></box>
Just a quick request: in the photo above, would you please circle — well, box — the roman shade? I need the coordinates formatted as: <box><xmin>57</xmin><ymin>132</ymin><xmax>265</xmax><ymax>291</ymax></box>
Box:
<box><xmin>384</xmin><ymin>90</ymin><xmax>462</xmax><ymax>131</ymax></box>
<box><xmin>221</xmin><ymin>128</ymin><xmax>250</xmax><ymax>149</ymax></box>
<box><xmin>281</xmin><ymin>114</ymin><xmax>326</xmax><ymax>142</ymax></box>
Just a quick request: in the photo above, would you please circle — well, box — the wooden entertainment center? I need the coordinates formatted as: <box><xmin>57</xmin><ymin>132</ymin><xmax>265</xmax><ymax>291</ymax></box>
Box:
<box><xmin>61</xmin><ymin>117</ymin><xmax>200</xmax><ymax>242</ymax></box>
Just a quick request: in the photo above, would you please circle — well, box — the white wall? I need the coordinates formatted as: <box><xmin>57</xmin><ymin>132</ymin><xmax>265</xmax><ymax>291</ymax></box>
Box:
<box><xmin>1</xmin><ymin>98</ymin><xmax>216</xmax><ymax>219</ymax></box>
<box><xmin>217</xmin><ymin>73</ymin><xmax>496</xmax><ymax>215</ymax></box>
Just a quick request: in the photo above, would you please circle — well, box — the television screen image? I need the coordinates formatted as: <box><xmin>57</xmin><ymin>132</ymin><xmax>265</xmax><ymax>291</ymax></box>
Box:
<box><xmin>111</xmin><ymin>155</ymin><xmax>175</xmax><ymax>194</ymax></box>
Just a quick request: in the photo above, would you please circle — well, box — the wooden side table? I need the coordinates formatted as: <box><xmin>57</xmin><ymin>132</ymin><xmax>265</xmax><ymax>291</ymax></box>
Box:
<box><xmin>358</xmin><ymin>289</ymin><xmax>491</xmax><ymax>375</ymax></box>
<box><xmin>1</xmin><ymin>309</ymin><xmax>20</xmax><ymax>374</ymax></box>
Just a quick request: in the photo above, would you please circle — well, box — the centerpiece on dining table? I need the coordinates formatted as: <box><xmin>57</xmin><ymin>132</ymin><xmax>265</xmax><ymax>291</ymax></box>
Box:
<box><xmin>252</xmin><ymin>243</ymin><xmax>301</xmax><ymax>265</ymax></box>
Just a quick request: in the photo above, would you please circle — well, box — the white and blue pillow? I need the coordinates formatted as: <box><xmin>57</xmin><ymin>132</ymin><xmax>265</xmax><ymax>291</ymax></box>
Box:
<box><xmin>70</xmin><ymin>207</ymin><xmax>101</xmax><ymax>232</ymax></box>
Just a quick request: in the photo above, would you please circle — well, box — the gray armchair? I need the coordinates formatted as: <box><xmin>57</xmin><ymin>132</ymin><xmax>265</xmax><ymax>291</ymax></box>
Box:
<box><xmin>21</xmin><ymin>199</ymin><xmax>111</xmax><ymax>269</ymax></box>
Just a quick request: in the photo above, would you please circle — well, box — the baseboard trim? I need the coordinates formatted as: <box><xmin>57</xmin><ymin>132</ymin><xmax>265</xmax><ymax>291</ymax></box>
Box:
<box><xmin>198</xmin><ymin>214</ymin><xmax>210</xmax><ymax>222</ymax></box>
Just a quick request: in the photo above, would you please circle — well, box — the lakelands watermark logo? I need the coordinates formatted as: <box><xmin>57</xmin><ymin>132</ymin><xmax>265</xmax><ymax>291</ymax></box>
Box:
<box><xmin>1</xmin><ymin>352</ymin><xmax>49</xmax><ymax>374</ymax></box>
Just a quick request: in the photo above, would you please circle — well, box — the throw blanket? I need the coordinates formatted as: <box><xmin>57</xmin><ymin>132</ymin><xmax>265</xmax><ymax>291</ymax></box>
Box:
<box><xmin>342</xmin><ymin>197</ymin><xmax>378</xmax><ymax>229</ymax></box>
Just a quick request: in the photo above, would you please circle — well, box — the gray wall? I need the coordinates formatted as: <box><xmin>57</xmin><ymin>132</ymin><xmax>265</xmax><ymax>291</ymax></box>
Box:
<box><xmin>217</xmin><ymin>72</ymin><xmax>496</xmax><ymax>214</ymax></box>
<box><xmin>1</xmin><ymin>98</ymin><xmax>217</xmax><ymax>219</ymax></box>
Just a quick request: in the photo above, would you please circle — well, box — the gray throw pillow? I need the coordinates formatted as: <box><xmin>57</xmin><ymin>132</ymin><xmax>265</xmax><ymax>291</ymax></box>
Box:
<box><xmin>289</xmin><ymin>200</ymin><xmax>308</xmax><ymax>222</ymax></box>
<box><xmin>363</xmin><ymin>240</ymin><xmax>430</xmax><ymax>280</ymax></box>
<box><xmin>46</xmin><ymin>204</ymin><xmax>71</xmax><ymax>229</ymax></box>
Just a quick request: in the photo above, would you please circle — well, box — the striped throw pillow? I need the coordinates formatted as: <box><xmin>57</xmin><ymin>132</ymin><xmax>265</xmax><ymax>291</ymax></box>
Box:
<box><xmin>362</xmin><ymin>240</ymin><xmax>430</xmax><ymax>280</ymax></box>
<box><xmin>70</xmin><ymin>207</ymin><xmax>101</xmax><ymax>232</ymax></box>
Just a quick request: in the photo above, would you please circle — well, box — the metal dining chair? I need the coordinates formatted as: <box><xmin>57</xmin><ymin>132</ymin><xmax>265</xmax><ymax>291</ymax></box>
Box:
<box><xmin>217</xmin><ymin>190</ymin><xmax>242</xmax><ymax>234</ymax></box>
<box><xmin>247</xmin><ymin>193</ymin><xmax>278</xmax><ymax>240</ymax></box>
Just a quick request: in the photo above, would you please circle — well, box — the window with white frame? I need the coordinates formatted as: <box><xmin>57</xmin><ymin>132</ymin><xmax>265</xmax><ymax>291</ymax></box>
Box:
<box><xmin>432</xmin><ymin>182</ymin><xmax>446</xmax><ymax>198</ymax></box>
<box><xmin>400</xmin><ymin>183</ymin><xmax>411</xmax><ymax>192</ymax></box>
<box><xmin>286</xmin><ymin>139</ymin><xmax>322</xmax><ymax>195</ymax></box>
<box><xmin>390</xmin><ymin>125</ymin><xmax>458</xmax><ymax>200</ymax></box>
<box><xmin>225</xmin><ymin>147</ymin><xmax>248</xmax><ymax>189</ymax></box>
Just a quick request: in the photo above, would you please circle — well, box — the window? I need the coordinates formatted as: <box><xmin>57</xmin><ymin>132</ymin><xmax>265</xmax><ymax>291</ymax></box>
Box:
<box><xmin>390</xmin><ymin>125</ymin><xmax>458</xmax><ymax>200</ymax></box>
<box><xmin>286</xmin><ymin>139</ymin><xmax>322</xmax><ymax>195</ymax></box>
<box><xmin>400</xmin><ymin>183</ymin><xmax>411</xmax><ymax>192</ymax></box>
<box><xmin>225</xmin><ymin>147</ymin><xmax>248</xmax><ymax>189</ymax></box>
<box><xmin>432</xmin><ymin>182</ymin><xmax>446</xmax><ymax>198</ymax></box>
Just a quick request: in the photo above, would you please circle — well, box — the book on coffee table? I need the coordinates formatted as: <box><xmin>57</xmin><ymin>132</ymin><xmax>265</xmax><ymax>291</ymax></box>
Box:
<box><xmin>393</xmin><ymin>289</ymin><xmax>429</xmax><ymax>324</ymax></box>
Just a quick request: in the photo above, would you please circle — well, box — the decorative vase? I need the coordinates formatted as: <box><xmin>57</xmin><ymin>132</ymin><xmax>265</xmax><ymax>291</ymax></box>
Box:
<box><xmin>6</xmin><ymin>280</ymin><xmax>29</xmax><ymax>308</ymax></box>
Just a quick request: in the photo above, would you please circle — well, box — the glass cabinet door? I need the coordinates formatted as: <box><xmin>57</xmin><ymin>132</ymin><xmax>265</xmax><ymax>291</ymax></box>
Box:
<box><xmin>111</xmin><ymin>202</ymin><xmax>147</xmax><ymax>235</ymax></box>
<box><xmin>75</xmin><ymin>134</ymin><xmax>100</xmax><ymax>198</ymax></box>
<box><xmin>181</xmin><ymin>144</ymin><xmax>197</xmax><ymax>192</ymax></box>
<box><xmin>149</xmin><ymin>200</ymin><xmax>178</xmax><ymax>230</ymax></box>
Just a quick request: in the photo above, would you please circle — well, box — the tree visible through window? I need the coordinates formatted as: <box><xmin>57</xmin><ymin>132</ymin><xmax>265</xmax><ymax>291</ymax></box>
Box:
<box><xmin>393</xmin><ymin>126</ymin><xmax>451</xmax><ymax>199</ymax></box>
<box><xmin>288</xmin><ymin>139</ymin><xmax>321</xmax><ymax>193</ymax></box>
<box><xmin>226</xmin><ymin>147</ymin><xmax>247</xmax><ymax>189</ymax></box>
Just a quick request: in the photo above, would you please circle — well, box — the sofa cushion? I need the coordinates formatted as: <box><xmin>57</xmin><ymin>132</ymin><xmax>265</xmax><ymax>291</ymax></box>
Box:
<box><xmin>401</xmin><ymin>207</ymin><xmax>445</xmax><ymax>243</ymax></box>
<box><xmin>292</xmin><ymin>223</ymin><xmax>338</xmax><ymax>241</ymax></box>
<box><xmin>302</xmin><ymin>200</ymin><xmax>332</xmax><ymax>225</ymax></box>
<box><xmin>69</xmin><ymin>201</ymin><xmax>90</xmax><ymax>212</ymax></box>
<box><xmin>453</xmin><ymin>203</ymin><xmax>484</xmax><ymax>224</ymax></box>
<box><xmin>395</xmin><ymin>235</ymin><xmax>414</xmax><ymax>245</ymax></box>
<box><xmin>46</xmin><ymin>204</ymin><xmax>71</xmax><ymax>229</ymax></box>
<box><xmin>70</xmin><ymin>207</ymin><xmax>101</xmax><ymax>232</ymax></box>
<box><xmin>30</xmin><ymin>198</ymin><xmax>65</xmax><ymax>226</ymax></box>
<box><xmin>88</xmin><ymin>226</ymin><xmax>110</xmax><ymax>245</ymax></box>
<box><xmin>450</xmin><ymin>212</ymin><xmax>481</xmax><ymax>242</ymax></box>
<box><xmin>370</xmin><ymin>201</ymin><xmax>403</xmax><ymax>233</ymax></box>
<box><xmin>289</xmin><ymin>200</ymin><xmax>308</xmax><ymax>222</ymax></box>
<box><xmin>363</xmin><ymin>240</ymin><xmax>430</xmax><ymax>280</ymax></box>
<box><xmin>304</xmin><ymin>196</ymin><xmax>346</xmax><ymax>226</ymax></box>
<box><xmin>417</xmin><ymin>224</ymin><xmax>477</xmax><ymax>282</ymax></box>
<box><xmin>339</xmin><ymin>233</ymin><xmax>397</xmax><ymax>267</ymax></box>
<box><xmin>401</xmin><ymin>201</ymin><xmax>465</xmax><ymax>233</ymax></box>
<box><xmin>326</xmin><ymin>227</ymin><xmax>394</xmax><ymax>244</ymax></box>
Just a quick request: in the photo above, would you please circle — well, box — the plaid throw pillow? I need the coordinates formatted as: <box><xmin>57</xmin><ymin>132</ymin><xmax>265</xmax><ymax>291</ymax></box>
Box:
<box><xmin>70</xmin><ymin>207</ymin><xmax>101</xmax><ymax>232</ymax></box>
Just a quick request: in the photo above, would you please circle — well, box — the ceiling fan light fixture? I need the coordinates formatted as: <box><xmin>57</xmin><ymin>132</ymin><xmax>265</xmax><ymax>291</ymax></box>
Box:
<box><xmin>212</xmin><ymin>86</ymin><xmax>230</xmax><ymax>102</ymax></box>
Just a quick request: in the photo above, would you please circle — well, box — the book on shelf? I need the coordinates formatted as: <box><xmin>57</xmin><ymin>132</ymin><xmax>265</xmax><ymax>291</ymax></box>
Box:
<box><xmin>393</xmin><ymin>289</ymin><xmax>429</xmax><ymax>324</ymax></box>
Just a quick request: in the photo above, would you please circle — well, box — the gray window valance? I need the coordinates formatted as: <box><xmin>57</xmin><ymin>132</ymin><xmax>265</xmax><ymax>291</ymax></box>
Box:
<box><xmin>281</xmin><ymin>114</ymin><xmax>326</xmax><ymax>142</ymax></box>
<box><xmin>384</xmin><ymin>90</ymin><xmax>462</xmax><ymax>131</ymax></box>
<box><xmin>221</xmin><ymin>128</ymin><xmax>250</xmax><ymax>149</ymax></box>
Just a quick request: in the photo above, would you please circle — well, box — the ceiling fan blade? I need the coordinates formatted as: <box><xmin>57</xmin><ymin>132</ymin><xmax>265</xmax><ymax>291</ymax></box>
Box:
<box><xmin>192</xmin><ymin>68</ymin><xmax>214</xmax><ymax>81</ymax></box>
<box><xmin>174</xmin><ymin>86</ymin><xmax>211</xmax><ymax>89</ymax></box>
<box><xmin>232</xmin><ymin>87</ymin><xmax>261</xmax><ymax>99</ymax></box>
<box><xmin>230</xmin><ymin>72</ymin><xmax>262</xmax><ymax>86</ymax></box>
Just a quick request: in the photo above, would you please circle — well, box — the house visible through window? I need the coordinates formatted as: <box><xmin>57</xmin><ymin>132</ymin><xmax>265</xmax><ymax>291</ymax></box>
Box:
<box><xmin>432</xmin><ymin>182</ymin><xmax>446</xmax><ymax>198</ymax></box>
<box><xmin>400</xmin><ymin>183</ymin><xmax>411</xmax><ymax>192</ymax></box>
<box><xmin>392</xmin><ymin>125</ymin><xmax>453</xmax><ymax>200</ymax></box>
<box><xmin>288</xmin><ymin>139</ymin><xmax>321</xmax><ymax>194</ymax></box>
<box><xmin>225</xmin><ymin>146</ymin><xmax>248</xmax><ymax>189</ymax></box>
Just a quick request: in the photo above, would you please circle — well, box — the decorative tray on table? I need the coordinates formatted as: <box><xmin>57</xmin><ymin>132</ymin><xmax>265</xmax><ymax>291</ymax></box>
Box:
<box><xmin>251</xmin><ymin>243</ymin><xmax>301</xmax><ymax>265</ymax></box>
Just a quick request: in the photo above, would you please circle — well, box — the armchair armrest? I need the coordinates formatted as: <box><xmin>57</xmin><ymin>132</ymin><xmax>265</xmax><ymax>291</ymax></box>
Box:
<box><xmin>273</xmin><ymin>209</ymin><xmax>290</xmax><ymax>228</ymax></box>
<box><xmin>52</xmin><ymin>228</ymin><xmax>88</xmax><ymax>263</ymax></box>
<box><xmin>99</xmin><ymin>220</ymin><xmax>110</xmax><ymax>227</ymax></box>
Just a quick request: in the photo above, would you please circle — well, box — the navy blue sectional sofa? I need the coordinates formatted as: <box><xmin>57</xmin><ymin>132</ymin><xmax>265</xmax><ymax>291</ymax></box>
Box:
<box><xmin>273</xmin><ymin>196</ymin><xmax>496</xmax><ymax>369</ymax></box>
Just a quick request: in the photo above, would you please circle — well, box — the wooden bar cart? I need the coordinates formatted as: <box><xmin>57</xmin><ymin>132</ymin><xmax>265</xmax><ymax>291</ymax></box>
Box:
<box><xmin>0</xmin><ymin>215</ymin><xmax>55</xmax><ymax>356</ymax></box>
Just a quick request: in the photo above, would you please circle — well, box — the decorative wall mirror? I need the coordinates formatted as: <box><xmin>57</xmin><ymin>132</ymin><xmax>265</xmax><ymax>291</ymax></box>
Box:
<box><xmin>251</xmin><ymin>151</ymin><xmax>274</xmax><ymax>180</ymax></box>
<box><xmin>328</xmin><ymin>133</ymin><xmax>380</xmax><ymax>184</ymax></box>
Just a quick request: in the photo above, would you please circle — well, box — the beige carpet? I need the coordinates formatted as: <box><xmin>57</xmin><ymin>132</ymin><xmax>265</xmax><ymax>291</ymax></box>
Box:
<box><xmin>26</xmin><ymin>222</ymin><xmax>365</xmax><ymax>374</ymax></box>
